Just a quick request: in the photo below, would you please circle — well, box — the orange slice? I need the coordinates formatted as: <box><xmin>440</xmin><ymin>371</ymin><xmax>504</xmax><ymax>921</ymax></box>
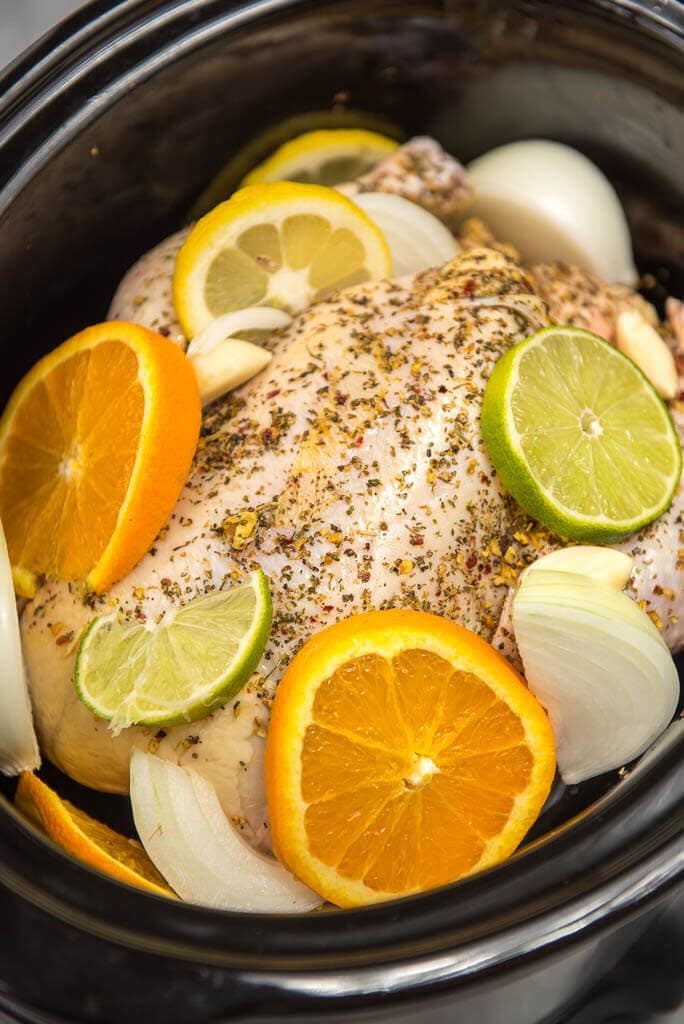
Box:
<box><xmin>0</xmin><ymin>321</ymin><xmax>200</xmax><ymax>597</ymax></box>
<box><xmin>266</xmin><ymin>609</ymin><xmax>556</xmax><ymax>907</ymax></box>
<box><xmin>16</xmin><ymin>772</ymin><xmax>174</xmax><ymax>896</ymax></box>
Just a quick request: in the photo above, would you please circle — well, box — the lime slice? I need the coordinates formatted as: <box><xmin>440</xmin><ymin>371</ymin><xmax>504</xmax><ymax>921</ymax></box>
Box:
<box><xmin>75</xmin><ymin>571</ymin><xmax>272</xmax><ymax>734</ymax></box>
<box><xmin>481</xmin><ymin>327</ymin><xmax>682</xmax><ymax>542</ymax></box>
<box><xmin>241</xmin><ymin>129</ymin><xmax>399</xmax><ymax>188</ymax></box>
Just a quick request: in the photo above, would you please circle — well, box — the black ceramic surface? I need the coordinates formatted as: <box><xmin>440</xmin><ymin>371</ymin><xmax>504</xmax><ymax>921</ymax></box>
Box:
<box><xmin>0</xmin><ymin>1</ymin><xmax>682</xmax><ymax>1022</ymax></box>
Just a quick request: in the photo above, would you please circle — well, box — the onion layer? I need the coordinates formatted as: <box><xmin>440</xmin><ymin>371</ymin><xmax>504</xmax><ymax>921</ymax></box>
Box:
<box><xmin>524</xmin><ymin>545</ymin><xmax>633</xmax><ymax>590</ymax></box>
<box><xmin>351</xmin><ymin>192</ymin><xmax>459</xmax><ymax>276</ymax></box>
<box><xmin>186</xmin><ymin>307</ymin><xmax>292</xmax><ymax>356</ymax></box>
<box><xmin>513</xmin><ymin>566</ymin><xmax>679</xmax><ymax>784</ymax></box>
<box><xmin>466</xmin><ymin>140</ymin><xmax>637</xmax><ymax>286</ymax></box>
<box><xmin>0</xmin><ymin>518</ymin><xmax>39</xmax><ymax>775</ymax></box>
<box><xmin>130</xmin><ymin>749</ymin><xmax>322</xmax><ymax>912</ymax></box>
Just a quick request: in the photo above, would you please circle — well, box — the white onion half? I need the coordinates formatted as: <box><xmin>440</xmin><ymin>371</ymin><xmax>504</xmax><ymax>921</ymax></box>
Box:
<box><xmin>351</xmin><ymin>192</ymin><xmax>459</xmax><ymax>276</ymax></box>
<box><xmin>130</xmin><ymin>749</ymin><xmax>322</xmax><ymax>913</ymax></box>
<box><xmin>186</xmin><ymin>307</ymin><xmax>292</xmax><ymax>356</ymax></box>
<box><xmin>0</xmin><ymin>518</ymin><xmax>40</xmax><ymax>775</ymax></box>
<box><xmin>466</xmin><ymin>140</ymin><xmax>637</xmax><ymax>286</ymax></box>
<box><xmin>512</xmin><ymin>568</ymin><xmax>679</xmax><ymax>784</ymax></box>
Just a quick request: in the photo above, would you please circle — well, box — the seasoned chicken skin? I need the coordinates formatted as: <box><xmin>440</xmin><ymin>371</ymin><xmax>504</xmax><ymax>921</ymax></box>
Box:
<box><xmin>22</xmin><ymin>247</ymin><xmax>683</xmax><ymax>836</ymax></box>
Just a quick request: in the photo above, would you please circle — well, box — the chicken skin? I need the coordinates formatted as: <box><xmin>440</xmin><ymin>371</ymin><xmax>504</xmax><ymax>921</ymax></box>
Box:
<box><xmin>22</xmin><ymin>244</ymin><xmax>683</xmax><ymax>842</ymax></box>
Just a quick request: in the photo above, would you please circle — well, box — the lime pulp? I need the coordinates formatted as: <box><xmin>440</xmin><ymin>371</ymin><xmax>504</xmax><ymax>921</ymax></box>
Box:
<box><xmin>481</xmin><ymin>327</ymin><xmax>682</xmax><ymax>542</ymax></box>
<box><xmin>75</xmin><ymin>570</ymin><xmax>272</xmax><ymax>734</ymax></box>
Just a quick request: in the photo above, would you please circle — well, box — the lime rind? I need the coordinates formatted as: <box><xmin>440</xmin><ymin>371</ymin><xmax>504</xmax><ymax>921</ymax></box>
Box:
<box><xmin>75</xmin><ymin>571</ymin><xmax>272</xmax><ymax>733</ymax></box>
<box><xmin>481</xmin><ymin>326</ymin><xmax>682</xmax><ymax>542</ymax></box>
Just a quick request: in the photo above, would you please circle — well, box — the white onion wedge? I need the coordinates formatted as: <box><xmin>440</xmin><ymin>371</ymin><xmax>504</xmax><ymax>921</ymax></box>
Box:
<box><xmin>0</xmin><ymin>518</ymin><xmax>40</xmax><ymax>775</ymax></box>
<box><xmin>130</xmin><ymin>749</ymin><xmax>322</xmax><ymax>913</ymax></box>
<box><xmin>351</xmin><ymin>192</ymin><xmax>459</xmax><ymax>276</ymax></box>
<box><xmin>512</xmin><ymin>569</ymin><xmax>679</xmax><ymax>784</ymax></box>
<box><xmin>186</xmin><ymin>307</ymin><xmax>292</xmax><ymax>356</ymax></box>
<box><xmin>466</xmin><ymin>141</ymin><xmax>637</xmax><ymax>286</ymax></box>
<box><xmin>524</xmin><ymin>546</ymin><xmax>633</xmax><ymax>591</ymax></box>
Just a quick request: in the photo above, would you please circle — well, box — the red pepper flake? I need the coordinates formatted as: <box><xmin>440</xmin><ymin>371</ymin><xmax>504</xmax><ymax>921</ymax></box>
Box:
<box><xmin>463</xmin><ymin>278</ymin><xmax>475</xmax><ymax>297</ymax></box>
<box><xmin>335</xmin><ymin>392</ymin><xmax>349</xmax><ymax>406</ymax></box>
<box><xmin>266</xmin><ymin>389</ymin><xmax>281</xmax><ymax>399</ymax></box>
<box><xmin>354</xmin><ymin>435</ymin><xmax>364</xmax><ymax>448</ymax></box>
<box><xmin>261</xmin><ymin>428</ymin><xmax>274</xmax><ymax>445</ymax></box>
<box><xmin>56</xmin><ymin>631</ymin><xmax>74</xmax><ymax>646</ymax></box>
<box><xmin>465</xmin><ymin>554</ymin><xmax>478</xmax><ymax>570</ymax></box>
<box><xmin>323</xmin><ymin>605</ymin><xmax>334</xmax><ymax>612</ymax></box>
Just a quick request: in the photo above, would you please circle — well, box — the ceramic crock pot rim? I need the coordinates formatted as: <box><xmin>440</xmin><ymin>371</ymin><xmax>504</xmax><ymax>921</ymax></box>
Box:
<box><xmin>0</xmin><ymin>723</ymin><xmax>680</xmax><ymax>977</ymax></box>
<box><xmin>0</xmin><ymin>0</ymin><xmax>683</xmax><ymax>200</ymax></box>
<box><xmin>0</xmin><ymin>0</ymin><xmax>681</xmax><ymax>987</ymax></box>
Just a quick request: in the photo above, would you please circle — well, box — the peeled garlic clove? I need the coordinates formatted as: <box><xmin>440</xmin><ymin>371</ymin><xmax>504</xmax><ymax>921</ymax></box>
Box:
<box><xmin>186</xmin><ymin>307</ymin><xmax>292</xmax><ymax>356</ymax></box>
<box><xmin>351</xmin><ymin>192</ymin><xmax>459</xmax><ymax>276</ymax></box>
<box><xmin>466</xmin><ymin>141</ymin><xmax>637</xmax><ymax>286</ymax></box>
<box><xmin>524</xmin><ymin>546</ymin><xmax>633</xmax><ymax>590</ymax></box>
<box><xmin>0</xmin><ymin>518</ymin><xmax>40</xmax><ymax>775</ymax></box>
<box><xmin>513</xmin><ymin>568</ymin><xmax>679</xmax><ymax>784</ymax></box>
<box><xmin>130</xmin><ymin>749</ymin><xmax>321</xmax><ymax>913</ymax></box>
<box><xmin>190</xmin><ymin>338</ymin><xmax>272</xmax><ymax>405</ymax></box>
<box><xmin>616</xmin><ymin>310</ymin><xmax>679</xmax><ymax>400</ymax></box>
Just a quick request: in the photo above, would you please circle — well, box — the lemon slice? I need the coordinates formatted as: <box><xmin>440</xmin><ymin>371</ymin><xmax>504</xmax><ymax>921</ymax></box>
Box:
<box><xmin>189</xmin><ymin>111</ymin><xmax>403</xmax><ymax>219</ymax></box>
<box><xmin>481</xmin><ymin>327</ymin><xmax>682</xmax><ymax>542</ymax></box>
<box><xmin>174</xmin><ymin>183</ymin><xmax>392</xmax><ymax>338</ymax></box>
<box><xmin>241</xmin><ymin>129</ymin><xmax>399</xmax><ymax>187</ymax></box>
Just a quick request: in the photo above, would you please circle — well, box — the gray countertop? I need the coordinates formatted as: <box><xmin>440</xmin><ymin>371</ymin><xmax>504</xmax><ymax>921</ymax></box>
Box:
<box><xmin>0</xmin><ymin>0</ymin><xmax>85</xmax><ymax>70</ymax></box>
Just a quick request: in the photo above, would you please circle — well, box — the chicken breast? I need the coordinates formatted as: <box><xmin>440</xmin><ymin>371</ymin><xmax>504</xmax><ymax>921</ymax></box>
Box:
<box><xmin>108</xmin><ymin>227</ymin><xmax>190</xmax><ymax>347</ymax></box>
<box><xmin>22</xmin><ymin>246</ymin><xmax>683</xmax><ymax>847</ymax></box>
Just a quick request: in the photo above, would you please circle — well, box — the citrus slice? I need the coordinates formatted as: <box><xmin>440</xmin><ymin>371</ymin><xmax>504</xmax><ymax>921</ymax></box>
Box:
<box><xmin>173</xmin><ymin>182</ymin><xmax>392</xmax><ymax>338</ymax></box>
<box><xmin>241</xmin><ymin>129</ymin><xmax>399</xmax><ymax>188</ymax></box>
<box><xmin>189</xmin><ymin>111</ymin><xmax>403</xmax><ymax>218</ymax></box>
<box><xmin>0</xmin><ymin>322</ymin><xmax>200</xmax><ymax>597</ymax></box>
<box><xmin>481</xmin><ymin>327</ymin><xmax>682</xmax><ymax>543</ymax></box>
<box><xmin>265</xmin><ymin>609</ymin><xmax>556</xmax><ymax>908</ymax></box>
<box><xmin>75</xmin><ymin>570</ymin><xmax>272</xmax><ymax>734</ymax></box>
<box><xmin>15</xmin><ymin>772</ymin><xmax>174</xmax><ymax>896</ymax></box>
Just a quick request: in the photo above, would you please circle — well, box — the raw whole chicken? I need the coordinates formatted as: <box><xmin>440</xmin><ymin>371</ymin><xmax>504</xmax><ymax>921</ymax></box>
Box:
<box><xmin>21</xmin><ymin>141</ymin><xmax>683</xmax><ymax>849</ymax></box>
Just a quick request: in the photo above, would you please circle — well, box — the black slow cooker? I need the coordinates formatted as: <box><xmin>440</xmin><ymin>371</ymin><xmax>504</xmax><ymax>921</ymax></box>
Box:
<box><xmin>0</xmin><ymin>1</ymin><xmax>682</xmax><ymax>1021</ymax></box>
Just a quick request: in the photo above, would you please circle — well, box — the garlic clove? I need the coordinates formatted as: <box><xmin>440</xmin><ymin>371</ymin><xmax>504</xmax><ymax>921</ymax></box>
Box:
<box><xmin>524</xmin><ymin>546</ymin><xmax>633</xmax><ymax>590</ymax></box>
<box><xmin>190</xmin><ymin>338</ymin><xmax>272</xmax><ymax>406</ymax></box>
<box><xmin>616</xmin><ymin>310</ymin><xmax>678</xmax><ymax>400</ymax></box>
